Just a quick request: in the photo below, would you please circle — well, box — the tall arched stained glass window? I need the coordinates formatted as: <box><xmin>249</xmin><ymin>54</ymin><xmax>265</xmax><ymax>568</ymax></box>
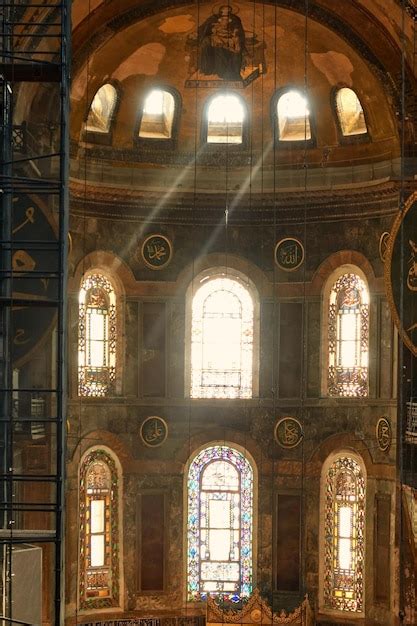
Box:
<box><xmin>322</xmin><ymin>454</ymin><xmax>366</xmax><ymax>614</ymax></box>
<box><xmin>187</xmin><ymin>445</ymin><xmax>253</xmax><ymax>602</ymax></box>
<box><xmin>78</xmin><ymin>273</ymin><xmax>117</xmax><ymax>397</ymax></box>
<box><xmin>328</xmin><ymin>273</ymin><xmax>369</xmax><ymax>397</ymax></box>
<box><xmin>190</xmin><ymin>276</ymin><xmax>254</xmax><ymax>399</ymax></box>
<box><xmin>79</xmin><ymin>449</ymin><xmax>121</xmax><ymax>609</ymax></box>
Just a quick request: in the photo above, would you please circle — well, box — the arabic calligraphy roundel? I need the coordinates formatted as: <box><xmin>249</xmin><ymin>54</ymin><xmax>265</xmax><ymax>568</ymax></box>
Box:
<box><xmin>385</xmin><ymin>192</ymin><xmax>417</xmax><ymax>355</ymax></box>
<box><xmin>274</xmin><ymin>417</ymin><xmax>303</xmax><ymax>449</ymax></box>
<box><xmin>140</xmin><ymin>416</ymin><xmax>168</xmax><ymax>448</ymax></box>
<box><xmin>141</xmin><ymin>234</ymin><xmax>173</xmax><ymax>270</ymax></box>
<box><xmin>274</xmin><ymin>237</ymin><xmax>304</xmax><ymax>272</ymax></box>
<box><xmin>376</xmin><ymin>417</ymin><xmax>392</xmax><ymax>452</ymax></box>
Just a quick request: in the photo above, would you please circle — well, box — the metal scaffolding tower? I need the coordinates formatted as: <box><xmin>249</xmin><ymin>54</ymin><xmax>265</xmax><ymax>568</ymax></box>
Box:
<box><xmin>0</xmin><ymin>1</ymin><xmax>69</xmax><ymax>624</ymax></box>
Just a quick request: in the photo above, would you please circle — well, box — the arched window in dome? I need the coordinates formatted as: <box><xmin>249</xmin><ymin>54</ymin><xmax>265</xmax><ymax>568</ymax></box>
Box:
<box><xmin>187</xmin><ymin>445</ymin><xmax>254</xmax><ymax>602</ymax></box>
<box><xmin>79</xmin><ymin>448</ymin><xmax>121</xmax><ymax>609</ymax></box>
<box><xmin>276</xmin><ymin>90</ymin><xmax>311</xmax><ymax>141</ymax></box>
<box><xmin>327</xmin><ymin>272</ymin><xmax>369</xmax><ymax>397</ymax></box>
<box><xmin>78</xmin><ymin>273</ymin><xmax>116</xmax><ymax>397</ymax></box>
<box><xmin>138</xmin><ymin>88</ymin><xmax>175</xmax><ymax>139</ymax></box>
<box><xmin>321</xmin><ymin>453</ymin><xmax>366</xmax><ymax>614</ymax></box>
<box><xmin>206</xmin><ymin>93</ymin><xmax>245</xmax><ymax>144</ymax></box>
<box><xmin>190</xmin><ymin>276</ymin><xmax>254</xmax><ymax>398</ymax></box>
<box><xmin>335</xmin><ymin>88</ymin><xmax>367</xmax><ymax>137</ymax></box>
<box><xmin>85</xmin><ymin>83</ymin><xmax>118</xmax><ymax>134</ymax></box>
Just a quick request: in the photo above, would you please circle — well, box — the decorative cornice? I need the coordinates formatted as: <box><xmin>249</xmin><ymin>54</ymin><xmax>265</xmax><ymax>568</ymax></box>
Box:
<box><xmin>69</xmin><ymin>179</ymin><xmax>410</xmax><ymax>225</ymax></box>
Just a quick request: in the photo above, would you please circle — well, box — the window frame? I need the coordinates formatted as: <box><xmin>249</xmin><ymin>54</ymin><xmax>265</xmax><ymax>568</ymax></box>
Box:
<box><xmin>202</xmin><ymin>91</ymin><xmax>249</xmax><ymax>149</ymax></box>
<box><xmin>271</xmin><ymin>86</ymin><xmax>316</xmax><ymax>148</ymax></box>
<box><xmin>78</xmin><ymin>272</ymin><xmax>117</xmax><ymax>398</ymax></box>
<box><xmin>185</xmin><ymin>442</ymin><xmax>257</xmax><ymax>603</ymax></box>
<box><xmin>184</xmin><ymin>267</ymin><xmax>260</xmax><ymax>400</ymax></box>
<box><xmin>332</xmin><ymin>85</ymin><xmax>370</xmax><ymax>145</ymax></box>
<box><xmin>321</xmin><ymin>265</ymin><xmax>370</xmax><ymax>398</ymax></box>
<box><xmin>319</xmin><ymin>450</ymin><xmax>366</xmax><ymax>618</ymax></box>
<box><xmin>83</xmin><ymin>81</ymin><xmax>121</xmax><ymax>146</ymax></box>
<box><xmin>78</xmin><ymin>447</ymin><xmax>123</xmax><ymax>611</ymax></box>
<box><xmin>134</xmin><ymin>85</ymin><xmax>181</xmax><ymax>150</ymax></box>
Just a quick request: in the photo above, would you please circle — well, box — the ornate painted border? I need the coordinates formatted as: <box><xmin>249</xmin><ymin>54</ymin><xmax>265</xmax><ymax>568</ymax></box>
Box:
<box><xmin>384</xmin><ymin>190</ymin><xmax>417</xmax><ymax>356</ymax></box>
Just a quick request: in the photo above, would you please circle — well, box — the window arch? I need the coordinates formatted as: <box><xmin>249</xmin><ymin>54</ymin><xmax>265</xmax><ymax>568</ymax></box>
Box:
<box><xmin>78</xmin><ymin>273</ymin><xmax>117</xmax><ymax>397</ymax></box>
<box><xmin>327</xmin><ymin>271</ymin><xmax>369</xmax><ymax>397</ymax></box>
<box><xmin>79</xmin><ymin>448</ymin><xmax>121</xmax><ymax>609</ymax></box>
<box><xmin>189</xmin><ymin>274</ymin><xmax>255</xmax><ymax>398</ymax></box>
<box><xmin>206</xmin><ymin>93</ymin><xmax>245</xmax><ymax>144</ymax></box>
<box><xmin>138</xmin><ymin>88</ymin><xmax>176</xmax><ymax>139</ymax></box>
<box><xmin>85</xmin><ymin>83</ymin><xmax>118</xmax><ymax>134</ymax></box>
<box><xmin>187</xmin><ymin>444</ymin><xmax>254</xmax><ymax>602</ymax></box>
<box><xmin>321</xmin><ymin>452</ymin><xmax>366</xmax><ymax>614</ymax></box>
<box><xmin>335</xmin><ymin>88</ymin><xmax>368</xmax><ymax>137</ymax></box>
<box><xmin>276</xmin><ymin>89</ymin><xmax>311</xmax><ymax>141</ymax></box>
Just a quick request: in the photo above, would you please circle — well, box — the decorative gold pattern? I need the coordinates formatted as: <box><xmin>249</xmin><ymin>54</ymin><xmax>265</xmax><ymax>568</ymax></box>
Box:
<box><xmin>384</xmin><ymin>191</ymin><xmax>417</xmax><ymax>356</ymax></box>
<box><xmin>206</xmin><ymin>588</ymin><xmax>313</xmax><ymax>624</ymax></box>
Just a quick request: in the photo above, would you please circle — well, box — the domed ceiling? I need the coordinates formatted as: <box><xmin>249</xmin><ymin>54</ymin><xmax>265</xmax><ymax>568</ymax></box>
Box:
<box><xmin>62</xmin><ymin>0</ymin><xmax>417</xmax><ymax>222</ymax></box>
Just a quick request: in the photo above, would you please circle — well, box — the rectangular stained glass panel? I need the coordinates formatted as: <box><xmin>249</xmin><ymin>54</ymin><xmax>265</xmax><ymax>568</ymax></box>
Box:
<box><xmin>90</xmin><ymin>499</ymin><xmax>105</xmax><ymax>534</ymax></box>
<box><xmin>91</xmin><ymin>535</ymin><xmax>105</xmax><ymax>567</ymax></box>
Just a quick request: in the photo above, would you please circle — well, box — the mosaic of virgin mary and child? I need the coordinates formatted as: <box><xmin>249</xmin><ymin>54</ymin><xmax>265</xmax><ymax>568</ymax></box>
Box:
<box><xmin>186</xmin><ymin>5</ymin><xmax>265</xmax><ymax>84</ymax></box>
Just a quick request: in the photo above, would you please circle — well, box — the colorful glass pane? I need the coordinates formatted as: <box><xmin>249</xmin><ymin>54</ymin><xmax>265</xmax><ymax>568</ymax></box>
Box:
<box><xmin>78</xmin><ymin>274</ymin><xmax>116</xmax><ymax>397</ymax></box>
<box><xmin>323</xmin><ymin>456</ymin><xmax>365</xmax><ymax>613</ymax></box>
<box><xmin>187</xmin><ymin>446</ymin><xmax>253</xmax><ymax>602</ymax></box>
<box><xmin>79</xmin><ymin>449</ymin><xmax>120</xmax><ymax>609</ymax></box>
<box><xmin>328</xmin><ymin>273</ymin><xmax>369</xmax><ymax>397</ymax></box>
<box><xmin>191</xmin><ymin>277</ymin><xmax>254</xmax><ymax>399</ymax></box>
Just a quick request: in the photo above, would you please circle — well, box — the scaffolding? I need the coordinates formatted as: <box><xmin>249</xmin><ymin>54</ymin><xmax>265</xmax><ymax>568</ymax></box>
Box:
<box><xmin>0</xmin><ymin>1</ymin><xmax>69</xmax><ymax>624</ymax></box>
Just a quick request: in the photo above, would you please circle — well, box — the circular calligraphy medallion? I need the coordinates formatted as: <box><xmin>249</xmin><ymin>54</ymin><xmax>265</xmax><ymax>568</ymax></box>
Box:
<box><xmin>376</xmin><ymin>417</ymin><xmax>392</xmax><ymax>452</ymax></box>
<box><xmin>140</xmin><ymin>416</ymin><xmax>168</xmax><ymax>448</ymax></box>
<box><xmin>141</xmin><ymin>234</ymin><xmax>172</xmax><ymax>270</ymax></box>
<box><xmin>274</xmin><ymin>417</ymin><xmax>303</xmax><ymax>449</ymax></box>
<box><xmin>274</xmin><ymin>238</ymin><xmax>304</xmax><ymax>272</ymax></box>
<box><xmin>379</xmin><ymin>231</ymin><xmax>390</xmax><ymax>263</ymax></box>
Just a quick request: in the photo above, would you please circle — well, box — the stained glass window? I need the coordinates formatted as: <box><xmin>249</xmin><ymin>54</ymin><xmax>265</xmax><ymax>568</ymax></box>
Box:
<box><xmin>336</xmin><ymin>88</ymin><xmax>367</xmax><ymax>137</ymax></box>
<box><xmin>187</xmin><ymin>445</ymin><xmax>253</xmax><ymax>602</ymax></box>
<box><xmin>207</xmin><ymin>94</ymin><xmax>245</xmax><ymax>144</ymax></box>
<box><xmin>323</xmin><ymin>455</ymin><xmax>365</xmax><ymax>613</ymax></box>
<box><xmin>139</xmin><ymin>89</ymin><xmax>175</xmax><ymax>139</ymax></box>
<box><xmin>86</xmin><ymin>84</ymin><xmax>117</xmax><ymax>134</ymax></box>
<box><xmin>78</xmin><ymin>273</ymin><xmax>116</xmax><ymax>397</ymax></box>
<box><xmin>191</xmin><ymin>277</ymin><xmax>253</xmax><ymax>398</ymax></box>
<box><xmin>79</xmin><ymin>449</ymin><xmax>120</xmax><ymax>609</ymax></box>
<box><xmin>328</xmin><ymin>273</ymin><xmax>369</xmax><ymax>397</ymax></box>
<box><xmin>277</xmin><ymin>90</ymin><xmax>311</xmax><ymax>141</ymax></box>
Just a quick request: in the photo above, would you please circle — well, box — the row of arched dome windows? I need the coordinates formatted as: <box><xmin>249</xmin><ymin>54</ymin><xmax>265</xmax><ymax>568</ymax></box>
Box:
<box><xmin>79</xmin><ymin>444</ymin><xmax>366</xmax><ymax>614</ymax></box>
<box><xmin>84</xmin><ymin>83</ymin><xmax>368</xmax><ymax>145</ymax></box>
<box><xmin>78</xmin><ymin>268</ymin><xmax>369</xmax><ymax>399</ymax></box>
